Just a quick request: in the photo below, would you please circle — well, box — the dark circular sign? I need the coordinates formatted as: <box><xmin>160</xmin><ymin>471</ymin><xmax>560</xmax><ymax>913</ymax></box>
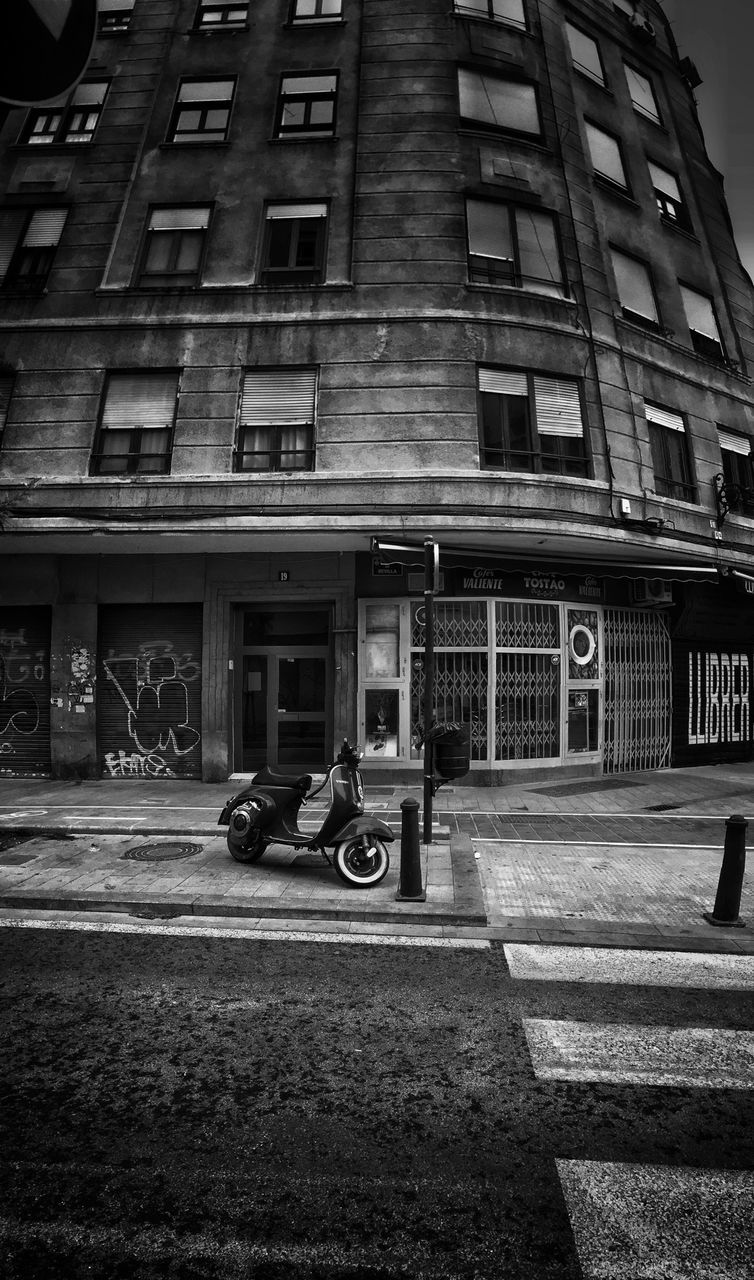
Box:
<box><xmin>0</xmin><ymin>0</ymin><xmax>97</xmax><ymax>107</ymax></box>
<box><xmin>122</xmin><ymin>842</ymin><xmax>203</xmax><ymax>863</ymax></box>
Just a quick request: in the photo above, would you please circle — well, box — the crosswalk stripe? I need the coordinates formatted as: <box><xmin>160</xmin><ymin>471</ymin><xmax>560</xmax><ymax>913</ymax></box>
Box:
<box><xmin>523</xmin><ymin>1019</ymin><xmax>754</xmax><ymax>1089</ymax></box>
<box><xmin>505</xmin><ymin>943</ymin><xmax>754</xmax><ymax>990</ymax></box>
<box><xmin>557</xmin><ymin>1160</ymin><xmax>754</xmax><ymax>1280</ymax></box>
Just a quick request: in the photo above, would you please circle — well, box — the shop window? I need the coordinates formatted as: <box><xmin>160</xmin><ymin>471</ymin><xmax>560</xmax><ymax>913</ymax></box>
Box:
<box><xmin>98</xmin><ymin>0</ymin><xmax>134</xmax><ymax>33</ymax></box>
<box><xmin>195</xmin><ymin>0</ymin><xmax>249</xmax><ymax>26</ymax></box>
<box><xmin>610</xmin><ymin>246</ymin><xmax>660</xmax><ymax>330</ymax></box>
<box><xmin>137</xmin><ymin>206</ymin><xmax>211</xmax><ymax>287</ymax></box>
<box><xmin>466</xmin><ymin>198</ymin><xmax>565</xmax><ymax>296</ymax></box>
<box><xmin>275</xmin><ymin>74</ymin><xmax>338</xmax><ymax>138</ymax></box>
<box><xmin>644</xmin><ymin>401</ymin><xmax>696</xmax><ymax>503</ymax></box>
<box><xmin>0</xmin><ymin>206</ymin><xmax>68</xmax><ymax>295</ymax></box>
<box><xmin>259</xmin><ymin>202</ymin><xmax>328</xmax><ymax>285</ymax></box>
<box><xmin>680</xmin><ymin>283</ymin><xmax>726</xmax><ymax>362</ymax></box>
<box><xmin>648</xmin><ymin>161</ymin><xmax>692</xmax><ymax>232</ymax></box>
<box><xmin>168</xmin><ymin>79</ymin><xmax>235</xmax><ymax>143</ymax></box>
<box><xmin>457</xmin><ymin>68</ymin><xmax>541</xmax><ymax>140</ymax></box>
<box><xmin>478</xmin><ymin>367</ymin><xmax>589</xmax><ymax>477</ymax></box>
<box><xmin>584</xmin><ymin>120</ymin><xmax>629</xmax><ymax>192</ymax></box>
<box><xmin>624</xmin><ymin>63</ymin><xmax>662</xmax><ymax>124</ymax></box>
<box><xmin>565</xmin><ymin>23</ymin><xmax>606</xmax><ymax>86</ymax></box>
<box><xmin>91</xmin><ymin>372</ymin><xmax>178</xmax><ymax>476</ymax></box>
<box><xmin>235</xmin><ymin>367</ymin><xmax>317</xmax><ymax>472</ymax></box>
<box><xmin>718</xmin><ymin>428</ymin><xmax>754</xmax><ymax>516</ymax></box>
<box><xmin>20</xmin><ymin>81</ymin><xmax>109</xmax><ymax>145</ymax></box>
<box><xmin>453</xmin><ymin>0</ymin><xmax>526</xmax><ymax>29</ymax></box>
<box><xmin>291</xmin><ymin>0</ymin><xmax>343</xmax><ymax>21</ymax></box>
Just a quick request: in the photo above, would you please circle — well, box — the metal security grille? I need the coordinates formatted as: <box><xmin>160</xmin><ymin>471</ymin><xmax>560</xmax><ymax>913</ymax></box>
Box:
<box><xmin>410</xmin><ymin>601</ymin><xmax>488</xmax><ymax>760</ymax></box>
<box><xmin>495</xmin><ymin>602</ymin><xmax>560</xmax><ymax>760</ymax></box>
<box><xmin>603</xmin><ymin>608</ymin><xmax>671</xmax><ymax>773</ymax></box>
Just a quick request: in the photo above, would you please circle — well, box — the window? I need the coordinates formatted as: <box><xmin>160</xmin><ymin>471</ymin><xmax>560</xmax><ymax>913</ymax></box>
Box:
<box><xmin>20</xmin><ymin>81</ymin><xmax>109</xmax><ymax>145</ymax></box>
<box><xmin>624</xmin><ymin>64</ymin><xmax>661</xmax><ymax>124</ymax></box>
<box><xmin>195</xmin><ymin>1</ymin><xmax>249</xmax><ymax>28</ymax></box>
<box><xmin>137</xmin><ymin>207</ymin><xmax>211</xmax><ymax>287</ymax></box>
<box><xmin>0</xmin><ymin>375</ymin><xmax>13</xmax><ymax>445</ymax></box>
<box><xmin>644</xmin><ymin>401</ymin><xmax>695</xmax><ymax>502</ymax></box>
<box><xmin>291</xmin><ymin>0</ymin><xmax>343</xmax><ymax>21</ymax></box>
<box><xmin>98</xmin><ymin>0</ymin><xmax>134</xmax><ymax>32</ymax></box>
<box><xmin>91</xmin><ymin>372</ymin><xmax>178</xmax><ymax>476</ymax></box>
<box><xmin>680</xmin><ymin>284</ymin><xmax>726</xmax><ymax>361</ymax></box>
<box><xmin>648</xmin><ymin>161</ymin><xmax>692</xmax><ymax>232</ymax></box>
<box><xmin>718</xmin><ymin>428</ymin><xmax>754</xmax><ymax>515</ymax></box>
<box><xmin>168</xmin><ymin>79</ymin><xmax>235</xmax><ymax>143</ymax></box>
<box><xmin>260</xmin><ymin>202</ymin><xmax>327</xmax><ymax>285</ymax></box>
<box><xmin>458</xmin><ymin>69</ymin><xmax>541</xmax><ymax>139</ymax></box>
<box><xmin>585</xmin><ymin>121</ymin><xmax>629</xmax><ymax>191</ymax></box>
<box><xmin>453</xmin><ymin>0</ymin><xmax>526</xmax><ymax>29</ymax></box>
<box><xmin>235</xmin><ymin>368</ymin><xmax>317</xmax><ymax>472</ymax></box>
<box><xmin>478</xmin><ymin>367</ymin><xmax>589</xmax><ymax>476</ymax></box>
<box><xmin>565</xmin><ymin>23</ymin><xmax>605</xmax><ymax>86</ymax></box>
<box><xmin>610</xmin><ymin>247</ymin><xmax>660</xmax><ymax>329</ymax></box>
<box><xmin>275</xmin><ymin>74</ymin><xmax>338</xmax><ymax>138</ymax></box>
<box><xmin>0</xmin><ymin>207</ymin><xmax>68</xmax><ymax>294</ymax></box>
<box><xmin>466</xmin><ymin>198</ymin><xmax>565</xmax><ymax>296</ymax></box>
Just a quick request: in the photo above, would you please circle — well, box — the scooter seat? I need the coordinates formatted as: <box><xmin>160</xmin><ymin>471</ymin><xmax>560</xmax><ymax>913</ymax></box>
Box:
<box><xmin>252</xmin><ymin>766</ymin><xmax>312</xmax><ymax>792</ymax></box>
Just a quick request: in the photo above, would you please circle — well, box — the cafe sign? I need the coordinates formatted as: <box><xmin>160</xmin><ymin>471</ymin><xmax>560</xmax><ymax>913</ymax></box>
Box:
<box><xmin>455</xmin><ymin>566</ymin><xmax>604</xmax><ymax>601</ymax></box>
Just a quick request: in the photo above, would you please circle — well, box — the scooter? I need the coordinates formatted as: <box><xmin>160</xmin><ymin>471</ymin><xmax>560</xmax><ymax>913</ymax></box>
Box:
<box><xmin>218</xmin><ymin>739</ymin><xmax>394</xmax><ymax>888</ymax></box>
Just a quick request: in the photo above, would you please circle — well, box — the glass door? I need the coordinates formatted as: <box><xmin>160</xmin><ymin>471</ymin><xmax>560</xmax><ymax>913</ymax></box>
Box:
<box><xmin>276</xmin><ymin>653</ymin><xmax>328</xmax><ymax>769</ymax></box>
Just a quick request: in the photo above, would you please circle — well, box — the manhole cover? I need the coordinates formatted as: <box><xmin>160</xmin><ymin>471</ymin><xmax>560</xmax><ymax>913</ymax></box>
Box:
<box><xmin>122</xmin><ymin>842</ymin><xmax>203</xmax><ymax>862</ymax></box>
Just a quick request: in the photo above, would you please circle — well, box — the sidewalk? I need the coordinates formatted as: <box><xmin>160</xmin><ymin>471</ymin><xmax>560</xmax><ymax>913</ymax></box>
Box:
<box><xmin>0</xmin><ymin>763</ymin><xmax>752</xmax><ymax>951</ymax></box>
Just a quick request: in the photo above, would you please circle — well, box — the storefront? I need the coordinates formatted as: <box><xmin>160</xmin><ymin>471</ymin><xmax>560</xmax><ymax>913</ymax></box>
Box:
<box><xmin>356</xmin><ymin>554</ymin><xmax>675</xmax><ymax>781</ymax></box>
<box><xmin>0</xmin><ymin>606</ymin><xmax>52</xmax><ymax>777</ymax></box>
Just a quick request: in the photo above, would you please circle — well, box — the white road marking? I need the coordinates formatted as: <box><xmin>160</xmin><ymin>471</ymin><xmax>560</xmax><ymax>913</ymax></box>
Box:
<box><xmin>475</xmin><ymin>838</ymin><xmax>724</xmax><ymax>849</ymax></box>
<box><xmin>505</xmin><ymin>944</ymin><xmax>754</xmax><ymax>990</ymax></box>
<box><xmin>0</xmin><ymin>915</ymin><xmax>489</xmax><ymax>949</ymax></box>
<box><xmin>557</xmin><ymin>1160</ymin><xmax>754</xmax><ymax>1280</ymax></box>
<box><xmin>523</xmin><ymin>1019</ymin><xmax>754</xmax><ymax>1089</ymax></box>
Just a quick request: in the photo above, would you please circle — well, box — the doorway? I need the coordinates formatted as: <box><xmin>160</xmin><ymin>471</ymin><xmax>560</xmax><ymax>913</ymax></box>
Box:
<box><xmin>235</xmin><ymin>607</ymin><xmax>331</xmax><ymax>772</ymax></box>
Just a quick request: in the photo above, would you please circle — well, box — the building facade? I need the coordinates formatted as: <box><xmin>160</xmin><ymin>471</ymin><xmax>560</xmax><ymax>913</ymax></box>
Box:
<box><xmin>1</xmin><ymin>0</ymin><xmax>754</xmax><ymax>784</ymax></box>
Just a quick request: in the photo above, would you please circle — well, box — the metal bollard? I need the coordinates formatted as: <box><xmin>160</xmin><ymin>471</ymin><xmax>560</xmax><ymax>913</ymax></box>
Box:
<box><xmin>396</xmin><ymin>797</ymin><xmax>426</xmax><ymax>902</ymax></box>
<box><xmin>703</xmin><ymin>813</ymin><xmax>747</xmax><ymax>928</ymax></box>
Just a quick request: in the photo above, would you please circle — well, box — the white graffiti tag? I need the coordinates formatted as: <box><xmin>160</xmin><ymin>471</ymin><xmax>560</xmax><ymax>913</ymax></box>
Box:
<box><xmin>102</xmin><ymin>642</ymin><xmax>200</xmax><ymax>760</ymax></box>
<box><xmin>104</xmin><ymin>751</ymin><xmax>177</xmax><ymax>778</ymax></box>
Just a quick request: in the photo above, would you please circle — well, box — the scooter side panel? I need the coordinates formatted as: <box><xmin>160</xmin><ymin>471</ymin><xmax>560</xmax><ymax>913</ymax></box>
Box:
<box><xmin>328</xmin><ymin>816</ymin><xmax>396</xmax><ymax>845</ymax></box>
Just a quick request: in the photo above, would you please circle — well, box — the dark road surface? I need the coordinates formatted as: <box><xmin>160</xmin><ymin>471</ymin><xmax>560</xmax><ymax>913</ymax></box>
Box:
<box><xmin>1</xmin><ymin>924</ymin><xmax>752</xmax><ymax>1279</ymax></box>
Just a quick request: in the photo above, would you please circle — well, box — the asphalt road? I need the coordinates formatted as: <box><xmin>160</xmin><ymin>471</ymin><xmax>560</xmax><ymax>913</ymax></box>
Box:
<box><xmin>1</xmin><ymin>921</ymin><xmax>752</xmax><ymax>1279</ymax></box>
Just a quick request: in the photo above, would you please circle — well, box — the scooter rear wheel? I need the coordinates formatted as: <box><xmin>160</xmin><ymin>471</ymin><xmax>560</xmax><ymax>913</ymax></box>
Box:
<box><xmin>227</xmin><ymin>831</ymin><xmax>266</xmax><ymax>863</ymax></box>
<box><xmin>332</xmin><ymin>836</ymin><xmax>389</xmax><ymax>887</ymax></box>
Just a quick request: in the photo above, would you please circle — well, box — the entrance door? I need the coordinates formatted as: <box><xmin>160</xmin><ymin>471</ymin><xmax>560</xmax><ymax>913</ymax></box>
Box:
<box><xmin>236</xmin><ymin>607</ymin><xmax>331</xmax><ymax>772</ymax></box>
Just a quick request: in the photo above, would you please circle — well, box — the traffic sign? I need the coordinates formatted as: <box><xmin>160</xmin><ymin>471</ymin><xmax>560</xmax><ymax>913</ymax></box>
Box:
<box><xmin>0</xmin><ymin>0</ymin><xmax>98</xmax><ymax>107</ymax></box>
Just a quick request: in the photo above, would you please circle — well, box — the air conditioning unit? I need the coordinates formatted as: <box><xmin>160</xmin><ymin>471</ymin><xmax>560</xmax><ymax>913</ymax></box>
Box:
<box><xmin>631</xmin><ymin>578</ymin><xmax>672</xmax><ymax>606</ymax></box>
<box><xmin>629</xmin><ymin>11</ymin><xmax>656</xmax><ymax>42</ymax></box>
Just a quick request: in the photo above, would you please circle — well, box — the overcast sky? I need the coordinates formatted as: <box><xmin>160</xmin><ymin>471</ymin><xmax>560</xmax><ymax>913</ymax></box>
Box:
<box><xmin>660</xmin><ymin>0</ymin><xmax>754</xmax><ymax>281</ymax></box>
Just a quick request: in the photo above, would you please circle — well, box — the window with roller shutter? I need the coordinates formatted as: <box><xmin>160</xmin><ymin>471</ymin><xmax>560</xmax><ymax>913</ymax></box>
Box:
<box><xmin>0</xmin><ymin>207</ymin><xmax>69</xmax><ymax>294</ymax></box>
<box><xmin>235</xmin><ymin>368</ymin><xmax>317</xmax><ymax>472</ymax></box>
<box><xmin>90</xmin><ymin>372</ymin><xmax>179</xmax><ymax>476</ymax></box>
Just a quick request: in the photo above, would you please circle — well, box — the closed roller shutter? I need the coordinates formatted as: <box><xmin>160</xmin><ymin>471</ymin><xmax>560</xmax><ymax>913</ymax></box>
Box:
<box><xmin>0</xmin><ymin>607</ymin><xmax>51</xmax><ymax>777</ymax></box>
<box><xmin>98</xmin><ymin>605</ymin><xmax>203</xmax><ymax>779</ymax></box>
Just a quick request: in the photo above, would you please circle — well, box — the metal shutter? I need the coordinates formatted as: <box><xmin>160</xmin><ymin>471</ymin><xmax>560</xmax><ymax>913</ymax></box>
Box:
<box><xmin>97</xmin><ymin>605</ymin><xmax>203</xmax><ymax>779</ymax></box>
<box><xmin>0</xmin><ymin>607</ymin><xmax>51</xmax><ymax>777</ymax></box>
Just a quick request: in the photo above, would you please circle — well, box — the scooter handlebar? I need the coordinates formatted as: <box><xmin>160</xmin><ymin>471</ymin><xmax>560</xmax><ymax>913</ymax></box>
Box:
<box><xmin>337</xmin><ymin>738</ymin><xmax>363</xmax><ymax>765</ymax></box>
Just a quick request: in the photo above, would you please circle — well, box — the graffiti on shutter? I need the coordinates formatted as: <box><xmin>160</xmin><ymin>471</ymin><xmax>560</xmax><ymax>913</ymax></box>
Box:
<box><xmin>98</xmin><ymin>606</ymin><xmax>202</xmax><ymax>779</ymax></box>
<box><xmin>0</xmin><ymin>609</ymin><xmax>51</xmax><ymax>776</ymax></box>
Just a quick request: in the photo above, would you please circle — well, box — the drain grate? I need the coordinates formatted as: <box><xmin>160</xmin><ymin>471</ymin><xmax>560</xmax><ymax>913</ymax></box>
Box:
<box><xmin>122</xmin><ymin>841</ymin><xmax>203</xmax><ymax>862</ymax></box>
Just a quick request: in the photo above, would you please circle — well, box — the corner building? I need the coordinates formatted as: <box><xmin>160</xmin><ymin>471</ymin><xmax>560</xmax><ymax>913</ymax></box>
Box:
<box><xmin>2</xmin><ymin>0</ymin><xmax>754</xmax><ymax>784</ymax></box>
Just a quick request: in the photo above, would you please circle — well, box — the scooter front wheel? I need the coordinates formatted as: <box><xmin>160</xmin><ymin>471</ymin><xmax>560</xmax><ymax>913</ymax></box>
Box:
<box><xmin>332</xmin><ymin>836</ymin><xmax>389</xmax><ymax>888</ymax></box>
<box><xmin>227</xmin><ymin>830</ymin><xmax>266</xmax><ymax>863</ymax></box>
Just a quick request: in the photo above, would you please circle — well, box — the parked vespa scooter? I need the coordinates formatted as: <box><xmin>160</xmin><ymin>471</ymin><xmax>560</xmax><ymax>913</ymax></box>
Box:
<box><xmin>218</xmin><ymin>739</ymin><xmax>394</xmax><ymax>887</ymax></box>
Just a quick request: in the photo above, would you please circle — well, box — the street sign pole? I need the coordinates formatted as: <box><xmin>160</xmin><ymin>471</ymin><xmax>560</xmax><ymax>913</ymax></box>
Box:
<box><xmin>422</xmin><ymin>538</ymin><xmax>437</xmax><ymax>845</ymax></box>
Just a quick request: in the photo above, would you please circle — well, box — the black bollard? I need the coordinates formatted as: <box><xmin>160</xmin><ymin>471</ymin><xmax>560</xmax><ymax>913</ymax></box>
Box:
<box><xmin>396</xmin><ymin>797</ymin><xmax>426</xmax><ymax>902</ymax></box>
<box><xmin>703</xmin><ymin>813</ymin><xmax>747</xmax><ymax>928</ymax></box>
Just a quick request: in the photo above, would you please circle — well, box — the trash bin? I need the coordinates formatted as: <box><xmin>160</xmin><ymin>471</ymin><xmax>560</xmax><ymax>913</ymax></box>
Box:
<box><xmin>431</xmin><ymin>725</ymin><xmax>470</xmax><ymax>780</ymax></box>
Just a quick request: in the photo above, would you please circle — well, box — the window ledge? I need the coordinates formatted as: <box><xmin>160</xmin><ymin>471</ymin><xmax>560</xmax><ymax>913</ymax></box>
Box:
<box><xmin>268</xmin><ymin>134</ymin><xmax>338</xmax><ymax>144</ymax></box>
<box><xmin>593</xmin><ymin>176</ymin><xmax>639</xmax><ymax>208</ymax></box>
<box><xmin>466</xmin><ymin>281</ymin><xmax>574</xmax><ymax>304</ymax></box>
<box><xmin>658</xmin><ymin>216</ymin><xmax>698</xmax><ymax>243</ymax></box>
<box><xmin>10</xmin><ymin>142</ymin><xmax>94</xmax><ymax>154</ymax></box>
<box><xmin>159</xmin><ymin>140</ymin><xmax>231</xmax><ymax>150</ymax></box>
<box><xmin>186</xmin><ymin>25</ymin><xmax>251</xmax><ymax>35</ymax></box>
<box><xmin>457</xmin><ymin>126</ymin><xmax>548</xmax><ymax>151</ymax></box>
<box><xmin>452</xmin><ymin>13</ymin><xmax>530</xmax><ymax>36</ymax></box>
<box><xmin>283</xmin><ymin>19</ymin><xmax>347</xmax><ymax>29</ymax></box>
<box><xmin>573</xmin><ymin>68</ymin><xmax>613</xmax><ymax>96</ymax></box>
